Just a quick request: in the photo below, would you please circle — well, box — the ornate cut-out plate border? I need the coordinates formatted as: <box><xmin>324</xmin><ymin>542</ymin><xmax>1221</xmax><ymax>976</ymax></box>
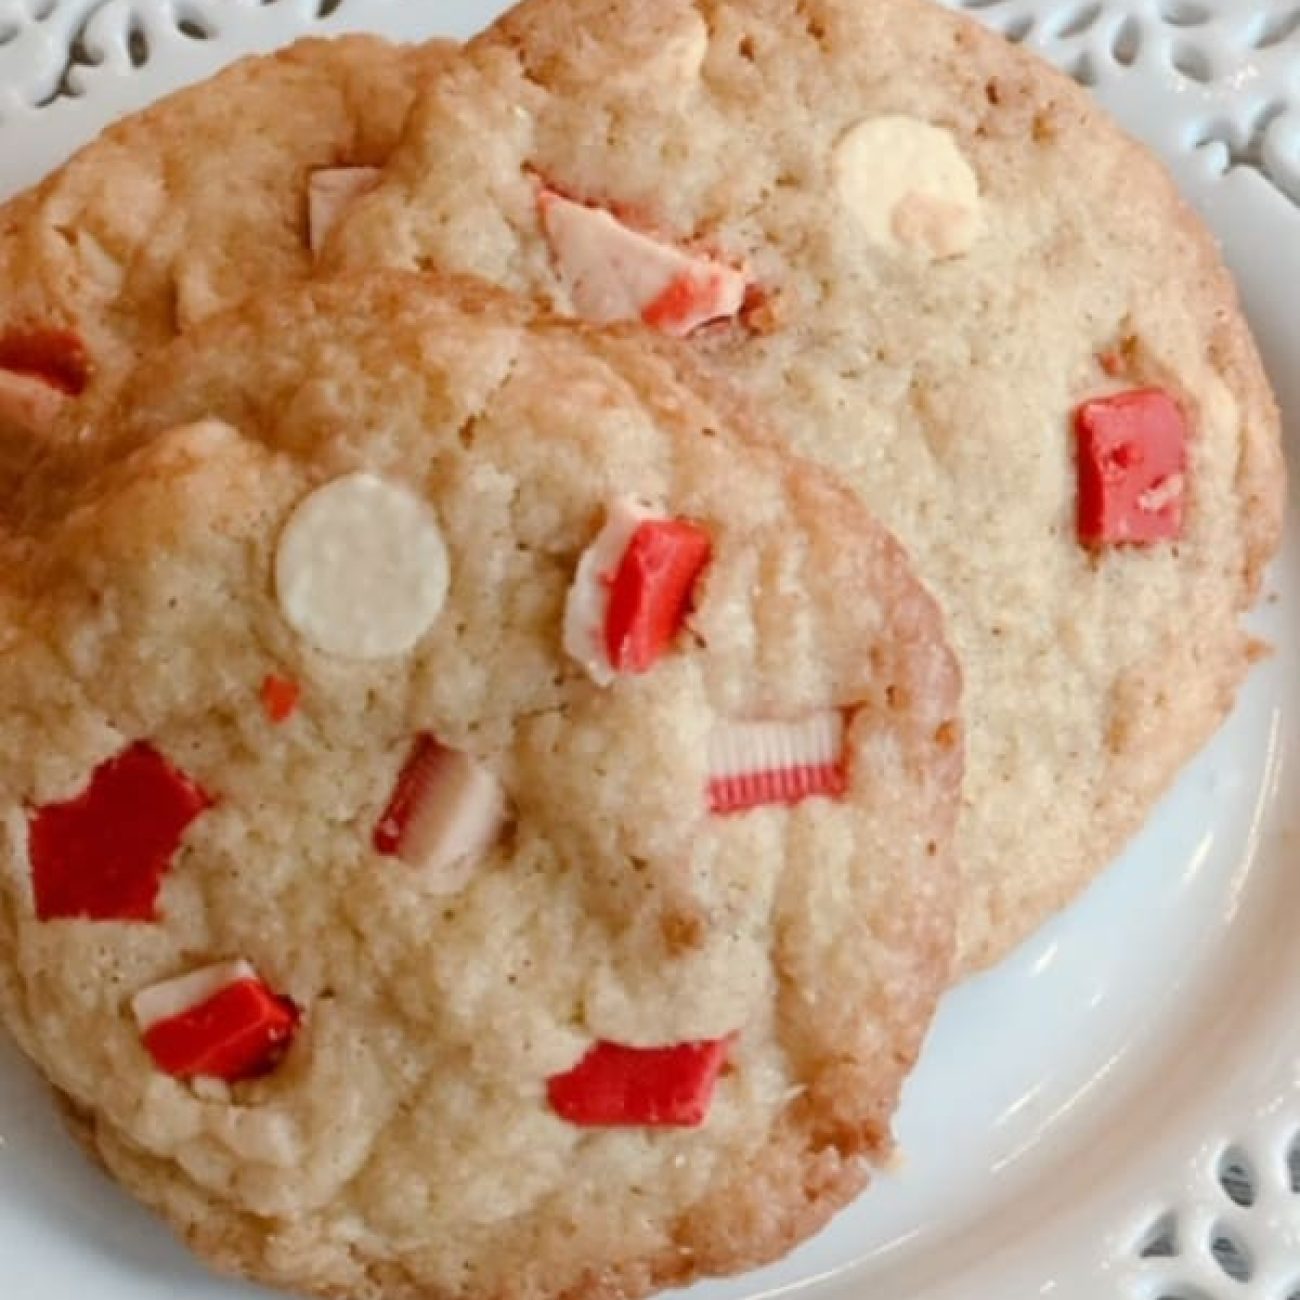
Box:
<box><xmin>0</xmin><ymin>3</ymin><xmax>1296</xmax><ymax>1299</ymax></box>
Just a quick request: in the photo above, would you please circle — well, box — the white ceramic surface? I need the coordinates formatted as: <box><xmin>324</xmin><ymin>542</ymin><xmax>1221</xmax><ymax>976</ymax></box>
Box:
<box><xmin>0</xmin><ymin>2</ymin><xmax>1297</xmax><ymax>1297</ymax></box>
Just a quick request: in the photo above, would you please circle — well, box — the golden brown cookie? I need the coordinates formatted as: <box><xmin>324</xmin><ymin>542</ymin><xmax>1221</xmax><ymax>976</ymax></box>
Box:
<box><xmin>0</xmin><ymin>272</ymin><xmax>961</xmax><ymax>1300</ymax></box>
<box><xmin>327</xmin><ymin>0</ymin><xmax>1286</xmax><ymax>971</ymax></box>
<box><xmin>0</xmin><ymin>34</ymin><xmax>452</xmax><ymax>439</ymax></box>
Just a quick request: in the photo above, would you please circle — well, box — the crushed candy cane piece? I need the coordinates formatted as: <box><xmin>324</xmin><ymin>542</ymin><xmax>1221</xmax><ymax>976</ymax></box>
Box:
<box><xmin>275</xmin><ymin>472</ymin><xmax>449</xmax><ymax>660</ymax></box>
<box><xmin>564</xmin><ymin>498</ymin><xmax>710</xmax><ymax>683</ymax></box>
<box><xmin>0</xmin><ymin>327</ymin><xmax>91</xmax><ymax>395</ymax></box>
<box><xmin>374</xmin><ymin>735</ymin><xmax>505</xmax><ymax>886</ymax></box>
<box><xmin>133</xmin><ymin>960</ymin><xmax>299</xmax><ymax>1081</ymax></box>
<box><xmin>605</xmin><ymin>519</ymin><xmax>711</xmax><ymax>673</ymax></box>
<box><xmin>307</xmin><ymin>166</ymin><xmax>382</xmax><ymax>255</ymax></box>
<box><xmin>260</xmin><ymin>674</ymin><xmax>301</xmax><ymax>724</ymax></box>
<box><xmin>547</xmin><ymin>1037</ymin><xmax>732</xmax><ymax>1127</ymax></box>
<box><xmin>708</xmin><ymin>712</ymin><xmax>848</xmax><ymax>814</ymax></box>
<box><xmin>28</xmin><ymin>742</ymin><xmax>212</xmax><ymax>922</ymax></box>
<box><xmin>1075</xmin><ymin>388</ymin><xmax>1187</xmax><ymax>545</ymax></box>
<box><xmin>537</xmin><ymin>189</ymin><xmax>746</xmax><ymax>337</ymax></box>
<box><xmin>564</xmin><ymin>497</ymin><xmax>656</xmax><ymax>685</ymax></box>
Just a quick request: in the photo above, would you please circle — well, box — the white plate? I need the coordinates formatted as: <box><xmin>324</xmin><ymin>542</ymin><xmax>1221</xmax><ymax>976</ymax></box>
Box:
<box><xmin>1</xmin><ymin>2</ymin><xmax>1296</xmax><ymax>1297</ymax></box>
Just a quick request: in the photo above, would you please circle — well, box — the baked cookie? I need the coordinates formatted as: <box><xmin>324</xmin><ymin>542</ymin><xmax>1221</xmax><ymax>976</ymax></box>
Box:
<box><xmin>0</xmin><ymin>273</ymin><xmax>961</xmax><ymax>1299</ymax></box>
<box><xmin>0</xmin><ymin>34</ymin><xmax>452</xmax><ymax>442</ymax></box>
<box><xmin>326</xmin><ymin>0</ymin><xmax>1286</xmax><ymax>971</ymax></box>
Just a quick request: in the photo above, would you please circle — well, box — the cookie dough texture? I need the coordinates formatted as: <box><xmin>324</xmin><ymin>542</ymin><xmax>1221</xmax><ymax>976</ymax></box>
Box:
<box><xmin>0</xmin><ymin>274</ymin><xmax>962</xmax><ymax>1300</ymax></box>
<box><xmin>327</xmin><ymin>0</ymin><xmax>1286</xmax><ymax>971</ymax></box>
<box><xmin>0</xmin><ymin>34</ymin><xmax>450</xmax><ymax>413</ymax></box>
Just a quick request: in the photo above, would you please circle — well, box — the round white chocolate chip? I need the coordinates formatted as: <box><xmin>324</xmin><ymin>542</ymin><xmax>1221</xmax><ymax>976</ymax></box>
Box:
<box><xmin>275</xmin><ymin>472</ymin><xmax>449</xmax><ymax>660</ymax></box>
<box><xmin>832</xmin><ymin>115</ymin><xmax>982</xmax><ymax>260</ymax></box>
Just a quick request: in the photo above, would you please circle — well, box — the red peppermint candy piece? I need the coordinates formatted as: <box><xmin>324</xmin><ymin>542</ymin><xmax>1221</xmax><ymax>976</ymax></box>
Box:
<box><xmin>1075</xmin><ymin>388</ymin><xmax>1187</xmax><ymax>546</ymax></box>
<box><xmin>640</xmin><ymin>267</ymin><xmax>747</xmax><ymax>336</ymax></box>
<box><xmin>0</xmin><ymin>328</ymin><xmax>91</xmax><ymax>395</ymax></box>
<box><xmin>604</xmin><ymin>519</ymin><xmax>712</xmax><ymax>675</ymax></box>
<box><xmin>28</xmin><ymin>742</ymin><xmax>212</xmax><ymax>922</ymax></box>
<box><xmin>260</xmin><ymin>674</ymin><xmax>301</xmax><ymax>724</ymax></box>
<box><xmin>134</xmin><ymin>960</ymin><xmax>299</xmax><ymax>1082</ymax></box>
<box><xmin>547</xmin><ymin>1037</ymin><xmax>732</xmax><ymax>1127</ymax></box>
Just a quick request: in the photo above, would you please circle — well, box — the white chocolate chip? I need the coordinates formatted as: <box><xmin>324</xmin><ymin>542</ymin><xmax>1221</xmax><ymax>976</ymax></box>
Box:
<box><xmin>538</xmin><ymin>191</ymin><xmax>746</xmax><ymax>336</ymax></box>
<box><xmin>132</xmin><ymin>959</ymin><xmax>259</xmax><ymax>1032</ymax></box>
<box><xmin>563</xmin><ymin>496</ymin><xmax>658</xmax><ymax>685</ymax></box>
<box><xmin>832</xmin><ymin>115</ymin><xmax>982</xmax><ymax>260</ymax></box>
<box><xmin>275</xmin><ymin>472</ymin><xmax>449</xmax><ymax>660</ymax></box>
<box><xmin>308</xmin><ymin>166</ymin><xmax>382</xmax><ymax>255</ymax></box>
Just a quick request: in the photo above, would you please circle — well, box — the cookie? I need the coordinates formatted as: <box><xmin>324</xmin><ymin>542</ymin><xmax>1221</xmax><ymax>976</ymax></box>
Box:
<box><xmin>325</xmin><ymin>0</ymin><xmax>1286</xmax><ymax>971</ymax></box>
<box><xmin>0</xmin><ymin>273</ymin><xmax>962</xmax><ymax>1299</ymax></box>
<box><xmin>0</xmin><ymin>34</ymin><xmax>452</xmax><ymax>442</ymax></box>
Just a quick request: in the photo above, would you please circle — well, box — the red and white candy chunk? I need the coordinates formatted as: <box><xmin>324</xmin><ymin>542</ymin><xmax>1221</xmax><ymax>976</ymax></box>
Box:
<box><xmin>564</xmin><ymin>497</ymin><xmax>712</xmax><ymax>685</ymax></box>
<box><xmin>708</xmin><ymin>711</ymin><xmax>848</xmax><ymax>814</ymax></box>
<box><xmin>307</xmin><ymin>166</ymin><xmax>382</xmax><ymax>255</ymax></box>
<box><xmin>1075</xmin><ymin>388</ymin><xmax>1187</xmax><ymax>546</ymax></box>
<box><xmin>538</xmin><ymin>189</ymin><xmax>747</xmax><ymax>337</ymax></box>
<box><xmin>547</xmin><ymin>1037</ymin><xmax>732</xmax><ymax>1128</ymax></box>
<box><xmin>374</xmin><ymin>735</ymin><xmax>506</xmax><ymax>889</ymax></box>
<box><xmin>0</xmin><ymin>327</ymin><xmax>92</xmax><ymax>432</ymax></box>
<box><xmin>132</xmin><ymin>960</ymin><xmax>299</xmax><ymax>1082</ymax></box>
